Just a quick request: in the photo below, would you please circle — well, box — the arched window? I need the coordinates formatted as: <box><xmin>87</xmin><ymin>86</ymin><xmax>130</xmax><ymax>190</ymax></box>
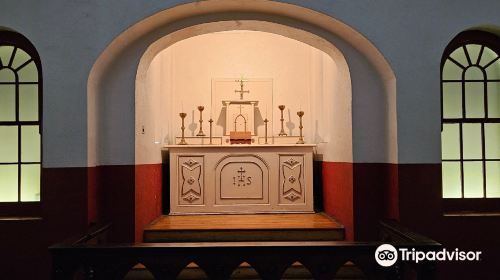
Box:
<box><xmin>0</xmin><ymin>30</ymin><xmax>42</xmax><ymax>212</ymax></box>
<box><xmin>441</xmin><ymin>30</ymin><xmax>500</xmax><ymax>211</ymax></box>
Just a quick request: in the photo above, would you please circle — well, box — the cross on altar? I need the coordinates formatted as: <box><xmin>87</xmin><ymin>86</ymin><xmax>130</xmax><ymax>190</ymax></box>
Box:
<box><xmin>237</xmin><ymin>167</ymin><xmax>246</xmax><ymax>181</ymax></box>
<box><xmin>235</xmin><ymin>78</ymin><xmax>250</xmax><ymax>100</ymax></box>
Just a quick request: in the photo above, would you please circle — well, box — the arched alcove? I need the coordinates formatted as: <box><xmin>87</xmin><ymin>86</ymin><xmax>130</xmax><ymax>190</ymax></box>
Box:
<box><xmin>87</xmin><ymin>0</ymin><xmax>397</xmax><ymax>242</ymax></box>
<box><xmin>137</xmin><ymin>28</ymin><xmax>348</xmax><ymax>164</ymax></box>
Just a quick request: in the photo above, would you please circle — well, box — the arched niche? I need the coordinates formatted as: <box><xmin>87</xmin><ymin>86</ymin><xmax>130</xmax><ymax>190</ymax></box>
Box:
<box><xmin>88</xmin><ymin>0</ymin><xmax>396</xmax><ymax>166</ymax></box>
<box><xmin>87</xmin><ymin>0</ymin><xmax>397</xmax><ymax>242</ymax></box>
<box><xmin>136</xmin><ymin>24</ymin><xmax>350</xmax><ymax>164</ymax></box>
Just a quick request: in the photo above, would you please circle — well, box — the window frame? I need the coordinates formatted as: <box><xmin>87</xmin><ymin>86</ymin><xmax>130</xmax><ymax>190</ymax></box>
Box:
<box><xmin>441</xmin><ymin>30</ymin><xmax>500</xmax><ymax>213</ymax></box>
<box><xmin>0</xmin><ymin>30</ymin><xmax>42</xmax><ymax>217</ymax></box>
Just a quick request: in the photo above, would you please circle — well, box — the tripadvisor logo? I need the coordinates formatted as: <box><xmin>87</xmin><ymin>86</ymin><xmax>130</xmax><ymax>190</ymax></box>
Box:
<box><xmin>375</xmin><ymin>244</ymin><xmax>482</xmax><ymax>267</ymax></box>
<box><xmin>375</xmin><ymin>244</ymin><xmax>398</xmax><ymax>267</ymax></box>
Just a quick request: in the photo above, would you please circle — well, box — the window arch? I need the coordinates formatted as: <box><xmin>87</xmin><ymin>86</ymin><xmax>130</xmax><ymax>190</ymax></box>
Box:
<box><xmin>0</xmin><ymin>30</ymin><xmax>42</xmax><ymax>210</ymax></box>
<box><xmin>441</xmin><ymin>30</ymin><xmax>500</xmax><ymax>211</ymax></box>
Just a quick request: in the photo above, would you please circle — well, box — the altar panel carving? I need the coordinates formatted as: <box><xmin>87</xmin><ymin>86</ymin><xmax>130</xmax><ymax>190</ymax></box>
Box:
<box><xmin>215</xmin><ymin>155</ymin><xmax>269</xmax><ymax>205</ymax></box>
<box><xmin>178</xmin><ymin>156</ymin><xmax>204</xmax><ymax>205</ymax></box>
<box><xmin>168</xmin><ymin>145</ymin><xmax>314</xmax><ymax>214</ymax></box>
<box><xmin>279</xmin><ymin>155</ymin><xmax>305</xmax><ymax>204</ymax></box>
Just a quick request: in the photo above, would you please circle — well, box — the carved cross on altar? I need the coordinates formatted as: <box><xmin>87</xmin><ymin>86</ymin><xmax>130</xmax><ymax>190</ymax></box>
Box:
<box><xmin>235</xmin><ymin>78</ymin><xmax>250</xmax><ymax>100</ymax></box>
<box><xmin>233</xmin><ymin>166</ymin><xmax>251</xmax><ymax>187</ymax></box>
<box><xmin>237</xmin><ymin>167</ymin><xmax>246</xmax><ymax>181</ymax></box>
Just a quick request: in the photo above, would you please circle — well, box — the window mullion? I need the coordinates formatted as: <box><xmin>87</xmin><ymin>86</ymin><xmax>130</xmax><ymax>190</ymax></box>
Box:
<box><xmin>7</xmin><ymin>47</ymin><xmax>17</xmax><ymax>68</ymax></box>
<box><xmin>476</xmin><ymin>45</ymin><xmax>485</xmax><ymax>65</ymax></box>
<box><xmin>15</xmin><ymin>68</ymin><xmax>21</xmax><ymax>202</ymax></box>
<box><xmin>481</xmin><ymin>123</ymin><xmax>487</xmax><ymax>198</ymax></box>
<box><xmin>483</xmin><ymin>56</ymin><xmax>499</xmax><ymax>69</ymax></box>
<box><xmin>459</xmin><ymin>123</ymin><xmax>464</xmax><ymax>198</ymax></box>
<box><xmin>463</xmin><ymin>45</ymin><xmax>473</xmax><ymax>66</ymax></box>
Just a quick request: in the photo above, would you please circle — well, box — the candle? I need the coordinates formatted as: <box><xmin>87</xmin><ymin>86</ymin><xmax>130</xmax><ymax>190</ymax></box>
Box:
<box><xmin>265</xmin><ymin>106</ymin><xmax>268</xmax><ymax>118</ymax></box>
<box><xmin>182</xmin><ymin>101</ymin><xmax>184</xmax><ymax>112</ymax></box>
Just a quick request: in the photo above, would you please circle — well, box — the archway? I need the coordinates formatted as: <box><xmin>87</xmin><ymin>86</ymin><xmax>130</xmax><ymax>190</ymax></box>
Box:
<box><xmin>87</xmin><ymin>0</ymin><xmax>397</xmax><ymax>242</ymax></box>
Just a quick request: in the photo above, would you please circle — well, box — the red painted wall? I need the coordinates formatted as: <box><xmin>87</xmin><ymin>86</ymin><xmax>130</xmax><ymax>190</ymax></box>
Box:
<box><xmin>353</xmin><ymin>163</ymin><xmax>399</xmax><ymax>241</ymax></box>
<box><xmin>0</xmin><ymin>167</ymin><xmax>89</xmax><ymax>279</ymax></box>
<box><xmin>3</xmin><ymin>163</ymin><xmax>500</xmax><ymax>279</ymax></box>
<box><xmin>321</xmin><ymin>162</ymin><xmax>400</xmax><ymax>241</ymax></box>
<box><xmin>98</xmin><ymin>165</ymin><xmax>135</xmax><ymax>242</ymax></box>
<box><xmin>135</xmin><ymin>164</ymin><xmax>163</xmax><ymax>242</ymax></box>
<box><xmin>322</xmin><ymin>161</ymin><xmax>354</xmax><ymax>240</ymax></box>
<box><xmin>87</xmin><ymin>166</ymin><xmax>98</xmax><ymax>224</ymax></box>
<box><xmin>398</xmin><ymin>164</ymin><xmax>500</xmax><ymax>280</ymax></box>
<box><xmin>86</xmin><ymin>164</ymin><xmax>163</xmax><ymax>242</ymax></box>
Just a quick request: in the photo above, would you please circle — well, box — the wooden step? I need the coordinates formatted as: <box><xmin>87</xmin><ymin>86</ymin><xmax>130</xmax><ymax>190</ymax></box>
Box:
<box><xmin>143</xmin><ymin>213</ymin><xmax>344</xmax><ymax>242</ymax></box>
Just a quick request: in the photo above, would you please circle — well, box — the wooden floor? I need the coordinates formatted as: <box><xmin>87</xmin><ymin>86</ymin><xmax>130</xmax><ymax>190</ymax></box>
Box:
<box><xmin>144</xmin><ymin>213</ymin><xmax>344</xmax><ymax>242</ymax></box>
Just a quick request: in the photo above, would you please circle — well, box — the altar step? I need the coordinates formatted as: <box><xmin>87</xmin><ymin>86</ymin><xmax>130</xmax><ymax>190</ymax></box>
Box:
<box><xmin>143</xmin><ymin>213</ymin><xmax>344</xmax><ymax>242</ymax></box>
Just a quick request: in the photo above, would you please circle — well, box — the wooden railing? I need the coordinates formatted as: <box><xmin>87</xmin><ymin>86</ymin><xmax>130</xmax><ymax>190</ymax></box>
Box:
<box><xmin>49</xmin><ymin>220</ymin><xmax>440</xmax><ymax>280</ymax></box>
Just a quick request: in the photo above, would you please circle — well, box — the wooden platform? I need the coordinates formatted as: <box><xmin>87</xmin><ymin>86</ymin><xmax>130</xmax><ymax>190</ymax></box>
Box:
<box><xmin>143</xmin><ymin>213</ymin><xmax>344</xmax><ymax>242</ymax></box>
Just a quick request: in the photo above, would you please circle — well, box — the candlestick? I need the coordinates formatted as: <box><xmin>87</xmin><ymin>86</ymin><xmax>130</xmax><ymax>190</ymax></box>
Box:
<box><xmin>209</xmin><ymin>118</ymin><xmax>214</xmax><ymax>145</ymax></box>
<box><xmin>264</xmin><ymin>118</ymin><xmax>269</xmax><ymax>144</ymax></box>
<box><xmin>296</xmin><ymin>111</ymin><xmax>305</xmax><ymax>144</ymax></box>
<box><xmin>178</xmin><ymin>112</ymin><xmax>187</xmax><ymax>145</ymax></box>
<box><xmin>196</xmin><ymin>106</ymin><xmax>205</xmax><ymax>136</ymax></box>
<box><xmin>278</xmin><ymin>105</ymin><xmax>287</xmax><ymax>136</ymax></box>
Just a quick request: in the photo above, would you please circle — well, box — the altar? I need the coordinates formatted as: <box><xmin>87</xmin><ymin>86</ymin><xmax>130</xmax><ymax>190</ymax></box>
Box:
<box><xmin>166</xmin><ymin>144</ymin><xmax>314</xmax><ymax>214</ymax></box>
<box><xmin>165</xmin><ymin>78</ymin><xmax>314</xmax><ymax>215</ymax></box>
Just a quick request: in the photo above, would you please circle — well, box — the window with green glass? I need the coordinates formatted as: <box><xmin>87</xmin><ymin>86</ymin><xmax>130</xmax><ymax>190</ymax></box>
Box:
<box><xmin>441</xmin><ymin>33</ymin><xmax>500</xmax><ymax>200</ymax></box>
<box><xmin>0</xmin><ymin>31</ymin><xmax>41</xmax><ymax>203</ymax></box>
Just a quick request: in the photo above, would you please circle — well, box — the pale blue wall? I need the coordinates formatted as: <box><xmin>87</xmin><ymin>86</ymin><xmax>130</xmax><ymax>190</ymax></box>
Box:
<box><xmin>1</xmin><ymin>0</ymin><xmax>500</xmax><ymax>167</ymax></box>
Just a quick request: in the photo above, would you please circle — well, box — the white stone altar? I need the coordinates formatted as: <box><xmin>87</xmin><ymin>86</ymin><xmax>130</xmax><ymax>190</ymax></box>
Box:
<box><xmin>165</xmin><ymin>144</ymin><xmax>315</xmax><ymax>214</ymax></box>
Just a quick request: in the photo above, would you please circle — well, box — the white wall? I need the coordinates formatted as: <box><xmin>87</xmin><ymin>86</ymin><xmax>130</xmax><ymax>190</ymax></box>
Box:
<box><xmin>137</xmin><ymin>31</ymin><xmax>338</xmax><ymax>164</ymax></box>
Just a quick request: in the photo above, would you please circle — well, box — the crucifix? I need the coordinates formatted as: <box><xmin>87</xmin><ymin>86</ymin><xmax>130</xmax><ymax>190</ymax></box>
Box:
<box><xmin>235</xmin><ymin>78</ymin><xmax>250</xmax><ymax>100</ymax></box>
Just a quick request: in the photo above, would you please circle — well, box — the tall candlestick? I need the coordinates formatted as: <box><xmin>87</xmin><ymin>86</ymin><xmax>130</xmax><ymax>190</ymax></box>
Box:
<box><xmin>278</xmin><ymin>105</ymin><xmax>287</xmax><ymax>136</ymax></box>
<box><xmin>196</xmin><ymin>106</ymin><xmax>206</xmax><ymax>136</ymax></box>
<box><xmin>209</xmin><ymin>118</ymin><xmax>213</xmax><ymax>145</ymax></box>
<box><xmin>264</xmin><ymin>118</ymin><xmax>269</xmax><ymax>144</ymax></box>
<box><xmin>296</xmin><ymin>111</ymin><xmax>305</xmax><ymax>144</ymax></box>
<box><xmin>178</xmin><ymin>112</ymin><xmax>187</xmax><ymax>145</ymax></box>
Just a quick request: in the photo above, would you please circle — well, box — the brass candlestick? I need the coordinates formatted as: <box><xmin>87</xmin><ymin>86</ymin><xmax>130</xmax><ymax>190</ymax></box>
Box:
<box><xmin>196</xmin><ymin>106</ymin><xmax>205</xmax><ymax>136</ymax></box>
<box><xmin>278</xmin><ymin>105</ymin><xmax>287</xmax><ymax>136</ymax></box>
<box><xmin>297</xmin><ymin>111</ymin><xmax>305</xmax><ymax>144</ymax></box>
<box><xmin>178</xmin><ymin>112</ymin><xmax>187</xmax><ymax>145</ymax></box>
<box><xmin>264</xmin><ymin>118</ymin><xmax>269</xmax><ymax>144</ymax></box>
<box><xmin>209</xmin><ymin>118</ymin><xmax>213</xmax><ymax>144</ymax></box>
